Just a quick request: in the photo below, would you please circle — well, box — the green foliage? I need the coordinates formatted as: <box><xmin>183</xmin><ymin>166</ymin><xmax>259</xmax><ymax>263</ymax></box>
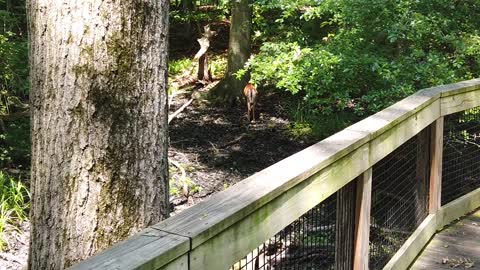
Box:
<box><xmin>0</xmin><ymin>0</ymin><xmax>28</xmax><ymax>115</ymax></box>
<box><xmin>169</xmin><ymin>0</ymin><xmax>230</xmax><ymax>24</ymax></box>
<box><xmin>169</xmin><ymin>58</ymin><xmax>194</xmax><ymax>76</ymax></box>
<box><xmin>246</xmin><ymin>0</ymin><xmax>480</xmax><ymax>118</ymax></box>
<box><xmin>0</xmin><ymin>172</ymin><xmax>29</xmax><ymax>250</ymax></box>
<box><xmin>287</xmin><ymin>99</ymin><xmax>361</xmax><ymax>140</ymax></box>
<box><xmin>169</xmin><ymin>163</ymin><xmax>202</xmax><ymax>197</ymax></box>
<box><xmin>0</xmin><ymin>117</ymin><xmax>30</xmax><ymax>170</ymax></box>
<box><xmin>0</xmin><ymin>32</ymin><xmax>28</xmax><ymax>116</ymax></box>
<box><xmin>210</xmin><ymin>54</ymin><xmax>227</xmax><ymax>78</ymax></box>
<box><xmin>168</xmin><ymin>54</ymin><xmax>227</xmax><ymax>91</ymax></box>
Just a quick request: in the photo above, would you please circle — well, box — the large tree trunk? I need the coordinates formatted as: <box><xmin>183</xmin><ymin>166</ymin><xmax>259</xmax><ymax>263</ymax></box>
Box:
<box><xmin>27</xmin><ymin>0</ymin><xmax>169</xmax><ymax>269</ymax></box>
<box><xmin>210</xmin><ymin>0</ymin><xmax>253</xmax><ymax>103</ymax></box>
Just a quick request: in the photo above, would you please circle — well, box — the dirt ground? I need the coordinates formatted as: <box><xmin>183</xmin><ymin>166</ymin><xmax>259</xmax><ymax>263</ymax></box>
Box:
<box><xmin>168</xmin><ymin>84</ymin><xmax>313</xmax><ymax>213</ymax></box>
<box><xmin>0</xmin><ymin>222</ymin><xmax>29</xmax><ymax>270</ymax></box>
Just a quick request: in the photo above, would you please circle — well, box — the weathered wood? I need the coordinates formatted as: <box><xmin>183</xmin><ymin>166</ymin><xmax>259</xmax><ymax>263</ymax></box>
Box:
<box><xmin>353</xmin><ymin>169</ymin><xmax>372</xmax><ymax>270</ymax></box>
<box><xmin>441</xmin><ymin>88</ymin><xmax>480</xmax><ymax>116</ymax></box>
<box><xmin>439</xmin><ymin>78</ymin><xmax>480</xmax><ymax>97</ymax></box>
<box><xmin>347</xmin><ymin>88</ymin><xmax>440</xmax><ymax>142</ymax></box>
<box><xmin>429</xmin><ymin>118</ymin><xmax>444</xmax><ymax>214</ymax></box>
<box><xmin>186</xmin><ymin>144</ymin><xmax>370</xmax><ymax>270</ymax></box>
<box><xmin>159</xmin><ymin>255</ymin><xmax>189</xmax><ymax>270</ymax></box>
<box><xmin>382</xmin><ymin>214</ymin><xmax>437</xmax><ymax>270</ymax></box>
<box><xmin>437</xmin><ymin>187</ymin><xmax>480</xmax><ymax>228</ymax></box>
<box><xmin>415</xmin><ymin>128</ymin><xmax>430</xmax><ymax>226</ymax></box>
<box><xmin>154</xmin><ymin>129</ymin><xmax>370</xmax><ymax>248</ymax></box>
<box><xmin>155</xmin><ymin>93</ymin><xmax>441</xmax><ymax>253</ymax></box>
<box><xmin>388</xmin><ymin>188</ymin><xmax>480</xmax><ymax>270</ymax></box>
<box><xmin>69</xmin><ymin>228</ymin><xmax>190</xmax><ymax>270</ymax></box>
<box><xmin>366</xmin><ymin>99</ymin><xmax>440</xmax><ymax>165</ymax></box>
<box><xmin>410</xmin><ymin>210</ymin><xmax>480</xmax><ymax>270</ymax></box>
<box><xmin>335</xmin><ymin>181</ymin><xmax>356</xmax><ymax>270</ymax></box>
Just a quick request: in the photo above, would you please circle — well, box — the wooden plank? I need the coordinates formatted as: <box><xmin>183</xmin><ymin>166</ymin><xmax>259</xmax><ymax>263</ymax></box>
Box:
<box><xmin>441</xmin><ymin>89</ymin><xmax>480</xmax><ymax>116</ymax></box>
<box><xmin>347</xmin><ymin>88</ymin><xmax>441</xmax><ymax>143</ymax></box>
<box><xmin>353</xmin><ymin>169</ymin><xmax>372</xmax><ymax>270</ymax></box>
<box><xmin>159</xmin><ymin>255</ymin><xmax>189</xmax><ymax>270</ymax></box>
<box><xmin>410</xmin><ymin>210</ymin><xmax>480</xmax><ymax>270</ymax></box>
<box><xmin>415</xmin><ymin>128</ymin><xmax>430</xmax><ymax>226</ymax></box>
<box><xmin>154</xmin><ymin>128</ymin><xmax>370</xmax><ymax>248</ymax></box>
<box><xmin>69</xmin><ymin>228</ymin><xmax>190</xmax><ymax>270</ymax></box>
<box><xmin>439</xmin><ymin>78</ymin><xmax>480</xmax><ymax>97</ymax></box>
<box><xmin>382</xmin><ymin>214</ymin><xmax>437</xmax><ymax>270</ymax></box>
<box><xmin>335</xmin><ymin>181</ymin><xmax>356</xmax><ymax>270</ymax></box>
<box><xmin>367</xmin><ymin>99</ymin><xmax>440</xmax><ymax>165</ymax></box>
<box><xmin>186</xmin><ymin>144</ymin><xmax>370</xmax><ymax>270</ymax></box>
<box><xmin>429</xmin><ymin>118</ymin><xmax>443</xmax><ymax>214</ymax></box>
<box><xmin>437</xmin><ymin>187</ymin><xmax>480</xmax><ymax>228</ymax></box>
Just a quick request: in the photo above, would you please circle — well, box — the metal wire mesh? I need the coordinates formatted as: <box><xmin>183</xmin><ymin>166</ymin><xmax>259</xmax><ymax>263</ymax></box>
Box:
<box><xmin>442</xmin><ymin>106</ymin><xmax>480</xmax><ymax>205</ymax></box>
<box><xmin>369</xmin><ymin>128</ymin><xmax>431</xmax><ymax>269</ymax></box>
<box><xmin>231</xmin><ymin>191</ymin><xmax>341</xmax><ymax>270</ymax></box>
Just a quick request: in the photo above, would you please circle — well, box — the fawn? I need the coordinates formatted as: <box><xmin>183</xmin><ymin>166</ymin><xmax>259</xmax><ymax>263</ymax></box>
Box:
<box><xmin>243</xmin><ymin>83</ymin><xmax>258</xmax><ymax>122</ymax></box>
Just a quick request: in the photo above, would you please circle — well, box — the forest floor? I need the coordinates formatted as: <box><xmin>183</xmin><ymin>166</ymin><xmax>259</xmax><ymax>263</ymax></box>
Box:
<box><xmin>168</xmin><ymin>83</ymin><xmax>315</xmax><ymax>214</ymax></box>
<box><xmin>0</xmin><ymin>222</ymin><xmax>29</xmax><ymax>270</ymax></box>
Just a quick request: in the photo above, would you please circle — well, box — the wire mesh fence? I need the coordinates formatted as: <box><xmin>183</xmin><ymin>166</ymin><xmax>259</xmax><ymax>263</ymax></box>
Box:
<box><xmin>442</xmin><ymin>106</ymin><xmax>480</xmax><ymax>205</ymax></box>
<box><xmin>230</xmin><ymin>182</ymin><xmax>356</xmax><ymax>270</ymax></box>
<box><xmin>369</xmin><ymin>128</ymin><xmax>431</xmax><ymax>269</ymax></box>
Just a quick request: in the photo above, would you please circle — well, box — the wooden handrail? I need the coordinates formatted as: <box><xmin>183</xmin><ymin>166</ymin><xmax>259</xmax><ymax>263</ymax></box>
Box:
<box><xmin>71</xmin><ymin>78</ymin><xmax>480</xmax><ymax>270</ymax></box>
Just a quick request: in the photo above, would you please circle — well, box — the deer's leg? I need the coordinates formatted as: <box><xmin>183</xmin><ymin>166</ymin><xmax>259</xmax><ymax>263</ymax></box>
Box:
<box><xmin>252</xmin><ymin>104</ymin><xmax>256</xmax><ymax>122</ymax></box>
<box><xmin>247</xmin><ymin>103</ymin><xmax>251</xmax><ymax>121</ymax></box>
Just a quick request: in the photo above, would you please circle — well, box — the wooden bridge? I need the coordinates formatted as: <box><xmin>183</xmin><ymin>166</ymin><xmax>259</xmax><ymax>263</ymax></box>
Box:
<box><xmin>71</xmin><ymin>79</ymin><xmax>480</xmax><ymax>270</ymax></box>
<box><xmin>410</xmin><ymin>210</ymin><xmax>480</xmax><ymax>270</ymax></box>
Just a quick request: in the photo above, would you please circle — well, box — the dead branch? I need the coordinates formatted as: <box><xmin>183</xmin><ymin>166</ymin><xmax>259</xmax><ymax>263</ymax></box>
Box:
<box><xmin>168</xmin><ymin>98</ymin><xmax>194</xmax><ymax>124</ymax></box>
<box><xmin>219</xmin><ymin>134</ymin><xmax>247</xmax><ymax>148</ymax></box>
<box><xmin>170</xmin><ymin>24</ymin><xmax>217</xmax><ymax>90</ymax></box>
<box><xmin>168</xmin><ymin>90</ymin><xmax>187</xmax><ymax>110</ymax></box>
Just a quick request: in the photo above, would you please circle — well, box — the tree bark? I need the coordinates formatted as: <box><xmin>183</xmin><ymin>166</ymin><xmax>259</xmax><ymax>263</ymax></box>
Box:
<box><xmin>181</xmin><ymin>0</ymin><xmax>195</xmax><ymax>13</ymax></box>
<box><xmin>27</xmin><ymin>0</ymin><xmax>169</xmax><ymax>269</ymax></box>
<box><xmin>210</xmin><ymin>0</ymin><xmax>253</xmax><ymax>103</ymax></box>
<box><xmin>196</xmin><ymin>25</ymin><xmax>216</xmax><ymax>82</ymax></box>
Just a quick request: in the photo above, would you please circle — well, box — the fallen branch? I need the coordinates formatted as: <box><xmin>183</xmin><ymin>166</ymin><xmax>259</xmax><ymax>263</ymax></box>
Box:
<box><xmin>168</xmin><ymin>98</ymin><xmax>194</xmax><ymax>124</ymax></box>
<box><xmin>168</xmin><ymin>90</ymin><xmax>187</xmax><ymax>110</ymax></box>
<box><xmin>168</xmin><ymin>80</ymin><xmax>220</xmax><ymax>124</ymax></box>
<box><xmin>219</xmin><ymin>134</ymin><xmax>247</xmax><ymax>148</ymax></box>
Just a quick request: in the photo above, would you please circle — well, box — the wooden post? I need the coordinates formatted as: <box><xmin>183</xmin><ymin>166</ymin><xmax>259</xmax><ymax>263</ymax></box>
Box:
<box><xmin>353</xmin><ymin>168</ymin><xmax>372</xmax><ymax>270</ymax></box>
<box><xmin>335</xmin><ymin>181</ymin><xmax>356</xmax><ymax>270</ymax></box>
<box><xmin>415</xmin><ymin>128</ymin><xmax>431</xmax><ymax>226</ymax></box>
<box><xmin>429</xmin><ymin>117</ymin><xmax>444</xmax><ymax>214</ymax></box>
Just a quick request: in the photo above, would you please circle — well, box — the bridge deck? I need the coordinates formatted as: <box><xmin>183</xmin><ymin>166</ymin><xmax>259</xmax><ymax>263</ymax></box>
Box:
<box><xmin>410</xmin><ymin>210</ymin><xmax>480</xmax><ymax>270</ymax></box>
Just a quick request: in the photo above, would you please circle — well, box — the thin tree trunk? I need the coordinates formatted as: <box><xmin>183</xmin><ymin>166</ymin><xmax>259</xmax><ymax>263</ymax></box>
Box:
<box><xmin>181</xmin><ymin>0</ymin><xmax>195</xmax><ymax>13</ymax></box>
<box><xmin>27</xmin><ymin>0</ymin><xmax>169</xmax><ymax>269</ymax></box>
<box><xmin>210</xmin><ymin>0</ymin><xmax>253</xmax><ymax>103</ymax></box>
<box><xmin>196</xmin><ymin>25</ymin><xmax>216</xmax><ymax>82</ymax></box>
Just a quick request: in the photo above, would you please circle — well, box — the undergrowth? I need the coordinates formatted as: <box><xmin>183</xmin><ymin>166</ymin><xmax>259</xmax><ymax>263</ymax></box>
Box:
<box><xmin>286</xmin><ymin>99</ymin><xmax>361</xmax><ymax>141</ymax></box>
<box><xmin>0</xmin><ymin>172</ymin><xmax>29</xmax><ymax>250</ymax></box>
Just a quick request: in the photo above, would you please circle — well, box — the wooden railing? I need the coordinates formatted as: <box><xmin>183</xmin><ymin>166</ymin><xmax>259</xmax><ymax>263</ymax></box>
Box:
<box><xmin>71</xmin><ymin>79</ymin><xmax>480</xmax><ymax>270</ymax></box>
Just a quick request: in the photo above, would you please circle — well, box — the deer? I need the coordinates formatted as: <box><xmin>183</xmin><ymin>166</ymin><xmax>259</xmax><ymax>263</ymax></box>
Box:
<box><xmin>243</xmin><ymin>83</ymin><xmax>258</xmax><ymax>122</ymax></box>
